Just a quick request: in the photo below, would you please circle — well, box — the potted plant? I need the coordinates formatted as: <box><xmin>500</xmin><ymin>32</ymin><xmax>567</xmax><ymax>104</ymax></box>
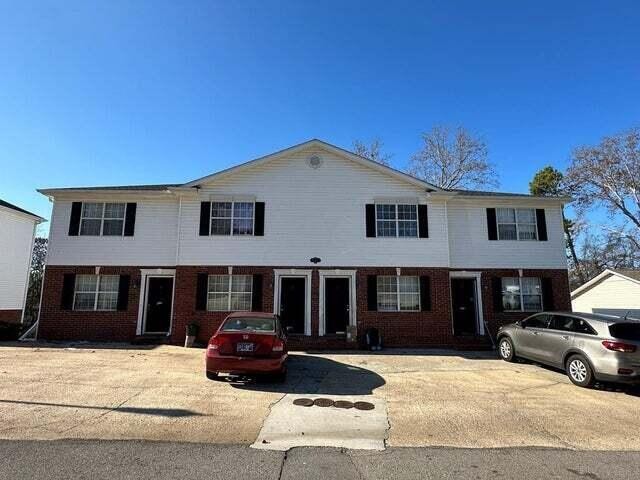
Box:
<box><xmin>184</xmin><ymin>322</ymin><xmax>199</xmax><ymax>348</ymax></box>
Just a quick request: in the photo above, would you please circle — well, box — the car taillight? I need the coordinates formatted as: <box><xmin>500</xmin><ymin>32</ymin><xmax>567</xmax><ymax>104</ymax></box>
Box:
<box><xmin>272</xmin><ymin>339</ymin><xmax>284</xmax><ymax>352</ymax></box>
<box><xmin>208</xmin><ymin>336</ymin><xmax>221</xmax><ymax>352</ymax></box>
<box><xmin>602</xmin><ymin>340</ymin><xmax>637</xmax><ymax>353</ymax></box>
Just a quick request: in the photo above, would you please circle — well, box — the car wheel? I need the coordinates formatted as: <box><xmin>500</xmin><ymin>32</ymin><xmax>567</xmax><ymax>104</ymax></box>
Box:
<box><xmin>206</xmin><ymin>371</ymin><xmax>218</xmax><ymax>380</ymax></box>
<box><xmin>566</xmin><ymin>355</ymin><xmax>594</xmax><ymax>388</ymax></box>
<box><xmin>498</xmin><ymin>337</ymin><xmax>516</xmax><ymax>362</ymax></box>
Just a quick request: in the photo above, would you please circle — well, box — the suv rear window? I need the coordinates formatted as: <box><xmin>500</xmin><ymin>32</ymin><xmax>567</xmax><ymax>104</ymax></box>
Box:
<box><xmin>221</xmin><ymin>317</ymin><xmax>276</xmax><ymax>333</ymax></box>
<box><xmin>609</xmin><ymin>322</ymin><xmax>640</xmax><ymax>341</ymax></box>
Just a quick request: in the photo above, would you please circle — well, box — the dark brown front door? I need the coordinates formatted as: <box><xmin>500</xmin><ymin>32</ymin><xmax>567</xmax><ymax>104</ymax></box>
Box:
<box><xmin>280</xmin><ymin>277</ymin><xmax>306</xmax><ymax>334</ymax></box>
<box><xmin>451</xmin><ymin>278</ymin><xmax>478</xmax><ymax>336</ymax></box>
<box><xmin>325</xmin><ymin>278</ymin><xmax>350</xmax><ymax>335</ymax></box>
<box><xmin>144</xmin><ymin>277</ymin><xmax>173</xmax><ymax>334</ymax></box>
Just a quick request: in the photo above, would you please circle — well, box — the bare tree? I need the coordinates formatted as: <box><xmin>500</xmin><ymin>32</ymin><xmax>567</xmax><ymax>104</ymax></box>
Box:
<box><xmin>565</xmin><ymin>128</ymin><xmax>640</xmax><ymax>255</ymax></box>
<box><xmin>352</xmin><ymin>138</ymin><xmax>392</xmax><ymax>166</ymax></box>
<box><xmin>24</xmin><ymin>237</ymin><xmax>47</xmax><ymax>325</ymax></box>
<box><xmin>408</xmin><ymin>126</ymin><xmax>499</xmax><ymax>190</ymax></box>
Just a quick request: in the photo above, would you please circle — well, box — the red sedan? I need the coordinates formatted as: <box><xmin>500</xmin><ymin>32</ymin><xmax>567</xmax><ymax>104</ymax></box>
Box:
<box><xmin>205</xmin><ymin>312</ymin><xmax>288</xmax><ymax>381</ymax></box>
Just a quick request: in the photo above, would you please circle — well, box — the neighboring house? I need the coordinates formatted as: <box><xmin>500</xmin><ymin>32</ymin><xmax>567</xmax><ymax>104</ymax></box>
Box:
<box><xmin>36</xmin><ymin>139</ymin><xmax>571</xmax><ymax>348</ymax></box>
<box><xmin>0</xmin><ymin>199</ymin><xmax>45</xmax><ymax>323</ymax></box>
<box><xmin>571</xmin><ymin>269</ymin><xmax>640</xmax><ymax>320</ymax></box>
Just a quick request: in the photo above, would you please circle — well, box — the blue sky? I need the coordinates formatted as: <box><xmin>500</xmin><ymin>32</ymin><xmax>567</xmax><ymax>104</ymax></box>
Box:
<box><xmin>1</xmin><ymin>0</ymin><xmax>639</xmax><ymax>232</ymax></box>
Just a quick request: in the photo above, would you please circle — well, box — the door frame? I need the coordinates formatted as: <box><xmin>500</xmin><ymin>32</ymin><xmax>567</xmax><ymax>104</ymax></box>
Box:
<box><xmin>273</xmin><ymin>269</ymin><xmax>312</xmax><ymax>336</ymax></box>
<box><xmin>136</xmin><ymin>268</ymin><xmax>176</xmax><ymax>336</ymax></box>
<box><xmin>449</xmin><ymin>271</ymin><xmax>485</xmax><ymax>335</ymax></box>
<box><xmin>319</xmin><ymin>269</ymin><xmax>357</xmax><ymax>337</ymax></box>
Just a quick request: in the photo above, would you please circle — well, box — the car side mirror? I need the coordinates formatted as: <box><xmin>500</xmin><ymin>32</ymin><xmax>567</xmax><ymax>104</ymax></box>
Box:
<box><xmin>516</xmin><ymin>321</ymin><xmax>524</xmax><ymax>328</ymax></box>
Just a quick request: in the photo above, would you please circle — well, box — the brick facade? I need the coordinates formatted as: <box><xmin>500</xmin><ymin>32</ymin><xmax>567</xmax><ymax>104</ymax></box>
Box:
<box><xmin>38</xmin><ymin>265</ymin><xmax>571</xmax><ymax>348</ymax></box>
<box><xmin>0</xmin><ymin>309</ymin><xmax>22</xmax><ymax>324</ymax></box>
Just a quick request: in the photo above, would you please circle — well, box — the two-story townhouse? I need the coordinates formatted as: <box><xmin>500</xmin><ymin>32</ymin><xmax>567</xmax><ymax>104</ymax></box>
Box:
<box><xmin>0</xmin><ymin>199</ymin><xmax>44</xmax><ymax>324</ymax></box>
<box><xmin>36</xmin><ymin>139</ymin><xmax>571</xmax><ymax>348</ymax></box>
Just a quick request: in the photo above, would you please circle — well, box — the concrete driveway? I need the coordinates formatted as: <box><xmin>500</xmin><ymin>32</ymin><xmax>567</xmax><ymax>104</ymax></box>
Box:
<box><xmin>0</xmin><ymin>343</ymin><xmax>639</xmax><ymax>450</ymax></box>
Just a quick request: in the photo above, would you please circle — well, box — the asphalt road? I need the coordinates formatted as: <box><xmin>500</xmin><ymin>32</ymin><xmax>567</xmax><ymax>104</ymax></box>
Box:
<box><xmin>1</xmin><ymin>440</ymin><xmax>639</xmax><ymax>480</ymax></box>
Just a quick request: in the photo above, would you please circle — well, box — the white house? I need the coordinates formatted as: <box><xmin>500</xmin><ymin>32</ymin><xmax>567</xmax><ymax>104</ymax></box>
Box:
<box><xmin>36</xmin><ymin>139</ymin><xmax>571</xmax><ymax>348</ymax></box>
<box><xmin>571</xmin><ymin>269</ymin><xmax>640</xmax><ymax>320</ymax></box>
<box><xmin>0</xmin><ymin>199</ymin><xmax>44</xmax><ymax>323</ymax></box>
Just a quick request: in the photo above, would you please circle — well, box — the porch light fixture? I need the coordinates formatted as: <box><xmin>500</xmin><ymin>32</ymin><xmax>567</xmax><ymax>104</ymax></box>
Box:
<box><xmin>310</xmin><ymin>257</ymin><xmax>321</xmax><ymax>264</ymax></box>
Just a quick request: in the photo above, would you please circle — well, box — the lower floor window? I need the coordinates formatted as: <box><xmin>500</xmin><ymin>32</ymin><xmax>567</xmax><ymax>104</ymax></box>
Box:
<box><xmin>74</xmin><ymin>274</ymin><xmax>119</xmax><ymax>311</ymax></box>
<box><xmin>377</xmin><ymin>276</ymin><xmax>420</xmax><ymax>311</ymax></box>
<box><xmin>207</xmin><ymin>274</ymin><xmax>252</xmax><ymax>311</ymax></box>
<box><xmin>501</xmin><ymin>277</ymin><xmax>543</xmax><ymax>312</ymax></box>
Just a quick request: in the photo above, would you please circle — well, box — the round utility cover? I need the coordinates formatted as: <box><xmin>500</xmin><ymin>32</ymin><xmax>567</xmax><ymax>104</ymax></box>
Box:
<box><xmin>293</xmin><ymin>398</ymin><xmax>314</xmax><ymax>407</ymax></box>
<box><xmin>354</xmin><ymin>401</ymin><xmax>375</xmax><ymax>411</ymax></box>
<box><xmin>334</xmin><ymin>400</ymin><xmax>354</xmax><ymax>409</ymax></box>
<box><xmin>313</xmin><ymin>398</ymin><xmax>335</xmax><ymax>407</ymax></box>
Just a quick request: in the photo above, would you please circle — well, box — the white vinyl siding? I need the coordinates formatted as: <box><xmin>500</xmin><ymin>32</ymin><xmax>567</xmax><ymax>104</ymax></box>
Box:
<box><xmin>0</xmin><ymin>209</ymin><xmax>38</xmax><ymax>311</ymax></box>
<box><xmin>207</xmin><ymin>274</ymin><xmax>252</xmax><ymax>311</ymax></box>
<box><xmin>73</xmin><ymin>274</ymin><xmax>119</xmax><ymax>311</ymax></box>
<box><xmin>377</xmin><ymin>276</ymin><xmax>420</xmax><ymax>311</ymax></box>
<box><xmin>502</xmin><ymin>277</ymin><xmax>543</xmax><ymax>312</ymax></box>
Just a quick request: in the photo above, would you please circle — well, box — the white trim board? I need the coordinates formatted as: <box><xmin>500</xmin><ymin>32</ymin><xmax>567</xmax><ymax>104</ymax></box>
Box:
<box><xmin>449</xmin><ymin>271</ymin><xmax>485</xmax><ymax>335</ymax></box>
<box><xmin>273</xmin><ymin>269</ymin><xmax>312</xmax><ymax>336</ymax></box>
<box><xmin>318</xmin><ymin>269</ymin><xmax>357</xmax><ymax>337</ymax></box>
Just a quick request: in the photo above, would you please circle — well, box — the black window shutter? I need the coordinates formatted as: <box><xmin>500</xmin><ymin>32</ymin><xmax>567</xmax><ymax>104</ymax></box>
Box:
<box><xmin>365</xmin><ymin>204</ymin><xmax>376</xmax><ymax>237</ymax></box>
<box><xmin>418</xmin><ymin>205</ymin><xmax>429</xmax><ymax>238</ymax></box>
<box><xmin>367</xmin><ymin>275</ymin><xmax>378</xmax><ymax>311</ymax></box>
<box><xmin>117</xmin><ymin>275</ymin><xmax>130</xmax><ymax>311</ymax></box>
<box><xmin>61</xmin><ymin>273</ymin><xmax>76</xmax><ymax>310</ymax></box>
<box><xmin>420</xmin><ymin>276</ymin><xmax>431</xmax><ymax>311</ymax></box>
<box><xmin>536</xmin><ymin>209</ymin><xmax>548</xmax><ymax>241</ymax></box>
<box><xmin>196</xmin><ymin>273</ymin><xmax>209</xmax><ymax>310</ymax></box>
<box><xmin>541</xmin><ymin>277</ymin><xmax>554</xmax><ymax>310</ymax></box>
<box><xmin>486</xmin><ymin>208</ymin><xmax>498</xmax><ymax>240</ymax></box>
<box><xmin>492</xmin><ymin>277</ymin><xmax>503</xmax><ymax>312</ymax></box>
<box><xmin>254</xmin><ymin>202</ymin><xmax>265</xmax><ymax>236</ymax></box>
<box><xmin>69</xmin><ymin>202</ymin><xmax>82</xmax><ymax>236</ymax></box>
<box><xmin>252</xmin><ymin>274</ymin><xmax>263</xmax><ymax>311</ymax></box>
<box><xmin>124</xmin><ymin>203</ymin><xmax>137</xmax><ymax>236</ymax></box>
<box><xmin>199</xmin><ymin>202</ymin><xmax>211</xmax><ymax>236</ymax></box>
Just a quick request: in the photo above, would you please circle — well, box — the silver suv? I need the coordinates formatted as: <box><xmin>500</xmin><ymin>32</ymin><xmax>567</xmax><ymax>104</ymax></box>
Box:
<box><xmin>497</xmin><ymin>312</ymin><xmax>640</xmax><ymax>387</ymax></box>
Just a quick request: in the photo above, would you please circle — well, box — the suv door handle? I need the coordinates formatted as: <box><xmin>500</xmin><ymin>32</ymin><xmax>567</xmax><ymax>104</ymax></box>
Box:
<box><xmin>561</xmin><ymin>335</ymin><xmax>569</xmax><ymax>340</ymax></box>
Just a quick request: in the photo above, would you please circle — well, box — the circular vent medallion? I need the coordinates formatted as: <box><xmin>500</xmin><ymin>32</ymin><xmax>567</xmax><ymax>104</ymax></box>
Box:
<box><xmin>307</xmin><ymin>155</ymin><xmax>323</xmax><ymax>169</ymax></box>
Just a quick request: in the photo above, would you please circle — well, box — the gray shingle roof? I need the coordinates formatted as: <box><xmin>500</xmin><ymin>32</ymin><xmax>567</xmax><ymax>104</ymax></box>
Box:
<box><xmin>0</xmin><ymin>199</ymin><xmax>41</xmax><ymax>218</ymax></box>
<box><xmin>41</xmin><ymin>184</ymin><xmax>181</xmax><ymax>191</ymax></box>
<box><xmin>447</xmin><ymin>188</ymin><xmax>541</xmax><ymax>198</ymax></box>
<box><xmin>613</xmin><ymin>269</ymin><xmax>640</xmax><ymax>281</ymax></box>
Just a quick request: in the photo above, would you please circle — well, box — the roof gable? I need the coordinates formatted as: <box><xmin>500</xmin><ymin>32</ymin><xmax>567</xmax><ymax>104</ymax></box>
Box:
<box><xmin>183</xmin><ymin>139</ymin><xmax>443</xmax><ymax>192</ymax></box>
<box><xmin>0</xmin><ymin>199</ymin><xmax>45</xmax><ymax>222</ymax></box>
<box><xmin>571</xmin><ymin>269</ymin><xmax>640</xmax><ymax>299</ymax></box>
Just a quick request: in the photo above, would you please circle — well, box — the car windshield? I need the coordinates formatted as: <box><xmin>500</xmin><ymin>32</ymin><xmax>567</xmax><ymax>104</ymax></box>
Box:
<box><xmin>609</xmin><ymin>322</ymin><xmax>640</xmax><ymax>341</ymax></box>
<box><xmin>220</xmin><ymin>317</ymin><xmax>276</xmax><ymax>333</ymax></box>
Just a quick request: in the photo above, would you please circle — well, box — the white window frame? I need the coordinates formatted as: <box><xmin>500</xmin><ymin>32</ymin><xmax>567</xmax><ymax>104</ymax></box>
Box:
<box><xmin>73</xmin><ymin>274</ymin><xmax>120</xmax><ymax>311</ymax></box>
<box><xmin>377</xmin><ymin>275</ymin><xmax>421</xmax><ymax>312</ymax></box>
<box><xmin>206</xmin><ymin>274</ymin><xmax>253</xmax><ymax>311</ymax></box>
<box><xmin>375</xmin><ymin>203</ymin><xmax>419</xmax><ymax>238</ymax></box>
<box><xmin>210</xmin><ymin>201</ymin><xmax>256</xmax><ymax>236</ymax></box>
<box><xmin>501</xmin><ymin>277</ymin><xmax>543</xmax><ymax>312</ymax></box>
<box><xmin>80</xmin><ymin>202</ymin><xmax>126</xmax><ymax>237</ymax></box>
<box><xmin>496</xmin><ymin>207</ymin><xmax>538</xmax><ymax>241</ymax></box>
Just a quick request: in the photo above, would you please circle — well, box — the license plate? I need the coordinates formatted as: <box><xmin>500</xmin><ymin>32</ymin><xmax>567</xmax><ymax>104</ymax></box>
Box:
<box><xmin>236</xmin><ymin>342</ymin><xmax>254</xmax><ymax>353</ymax></box>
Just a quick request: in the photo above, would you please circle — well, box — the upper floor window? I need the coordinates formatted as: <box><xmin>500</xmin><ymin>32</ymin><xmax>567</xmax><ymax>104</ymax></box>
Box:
<box><xmin>207</xmin><ymin>274</ymin><xmax>253</xmax><ymax>311</ymax></box>
<box><xmin>377</xmin><ymin>275</ymin><xmax>421</xmax><ymax>311</ymax></box>
<box><xmin>80</xmin><ymin>202</ymin><xmax>126</xmax><ymax>236</ymax></box>
<box><xmin>376</xmin><ymin>204</ymin><xmax>418</xmax><ymax>237</ymax></box>
<box><xmin>74</xmin><ymin>274</ymin><xmax>120</xmax><ymax>311</ymax></box>
<box><xmin>496</xmin><ymin>208</ymin><xmax>537</xmax><ymax>241</ymax></box>
<box><xmin>501</xmin><ymin>277</ymin><xmax>542</xmax><ymax>312</ymax></box>
<box><xmin>211</xmin><ymin>201</ymin><xmax>254</xmax><ymax>236</ymax></box>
